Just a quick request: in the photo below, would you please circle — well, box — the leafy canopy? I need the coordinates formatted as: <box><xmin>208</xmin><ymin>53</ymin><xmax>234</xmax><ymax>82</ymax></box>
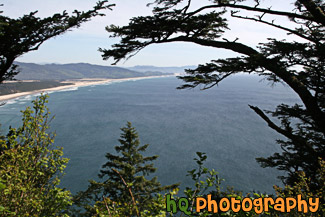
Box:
<box><xmin>0</xmin><ymin>1</ymin><xmax>114</xmax><ymax>82</ymax></box>
<box><xmin>99</xmin><ymin>0</ymin><xmax>325</xmax><ymax>192</ymax></box>
<box><xmin>0</xmin><ymin>95</ymin><xmax>71</xmax><ymax>216</ymax></box>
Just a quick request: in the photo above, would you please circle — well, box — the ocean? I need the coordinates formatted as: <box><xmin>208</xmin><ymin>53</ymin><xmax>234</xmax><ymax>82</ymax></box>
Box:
<box><xmin>0</xmin><ymin>75</ymin><xmax>300</xmax><ymax>194</ymax></box>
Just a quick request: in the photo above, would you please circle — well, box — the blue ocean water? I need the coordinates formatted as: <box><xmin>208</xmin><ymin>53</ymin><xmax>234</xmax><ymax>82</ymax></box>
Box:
<box><xmin>0</xmin><ymin>75</ymin><xmax>300</xmax><ymax>194</ymax></box>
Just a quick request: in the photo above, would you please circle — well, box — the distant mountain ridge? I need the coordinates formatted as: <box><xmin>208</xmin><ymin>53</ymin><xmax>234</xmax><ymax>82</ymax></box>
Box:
<box><xmin>14</xmin><ymin>62</ymin><xmax>181</xmax><ymax>80</ymax></box>
<box><xmin>128</xmin><ymin>65</ymin><xmax>195</xmax><ymax>74</ymax></box>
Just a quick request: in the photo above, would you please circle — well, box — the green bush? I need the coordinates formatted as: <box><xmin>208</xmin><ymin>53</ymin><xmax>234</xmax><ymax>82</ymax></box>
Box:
<box><xmin>0</xmin><ymin>95</ymin><xmax>72</xmax><ymax>216</ymax></box>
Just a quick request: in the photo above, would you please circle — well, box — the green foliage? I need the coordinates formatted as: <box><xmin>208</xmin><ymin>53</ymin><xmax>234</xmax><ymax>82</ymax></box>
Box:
<box><xmin>74</xmin><ymin>122</ymin><xmax>179</xmax><ymax>216</ymax></box>
<box><xmin>273</xmin><ymin>158</ymin><xmax>325</xmax><ymax>216</ymax></box>
<box><xmin>0</xmin><ymin>1</ymin><xmax>114</xmax><ymax>82</ymax></box>
<box><xmin>168</xmin><ymin>153</ymin><xmax>324</xmax><ymax>216</ymax></box>
<box><xmin>171</xmin><ymin>152</ymin><xmax>262</xmax><ymax>217</ymax></box>
<box><xmin>0</xmin><ymin>94</ymin><xmax>72</xmax><ymax>216</ymax></box>
<box><xmin>99</xmin><ymin>0</ymin><xmax>325</xmax><ymax>193</ymax></box>
<box><xmin>90</xmin><ymin>190</ymin><xmax>178</xmax><ymax>217</ymax></box>
<box><xmin>182</xmin><ymin>152</ymin><xmax>224</xmax><ymax>216</ymax></box>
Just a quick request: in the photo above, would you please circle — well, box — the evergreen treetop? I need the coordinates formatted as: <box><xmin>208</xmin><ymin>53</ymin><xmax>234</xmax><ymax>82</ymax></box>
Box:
<box><xmin>99</xmin><ymin>122</ymin><xmax>168</xmax><ymax>203</ymax></box>
<box><xmin>75</xmin><ymin>122</ymin><xmax>178</xmax><ymax>216</ymax></box>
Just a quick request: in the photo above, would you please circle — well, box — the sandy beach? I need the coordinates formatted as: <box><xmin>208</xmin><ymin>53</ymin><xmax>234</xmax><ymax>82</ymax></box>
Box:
<box><xmin>0</xmin><ymin>75</ymin><xmax>171</xmax><ymax>102</ymax></box>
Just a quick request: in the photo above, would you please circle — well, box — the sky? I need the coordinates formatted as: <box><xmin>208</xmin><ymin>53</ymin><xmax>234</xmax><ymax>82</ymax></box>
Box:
<box><xmin>2</xmin><ymin>0</ymin><xmax>300</xmax><ymax>67</ymax></box>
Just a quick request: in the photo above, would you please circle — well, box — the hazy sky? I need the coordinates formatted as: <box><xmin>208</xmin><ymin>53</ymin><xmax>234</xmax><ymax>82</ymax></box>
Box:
<box><xmin>2</xmin><ymin>0</ymin><xmax>299</xmax><ymax>67</ymax></box>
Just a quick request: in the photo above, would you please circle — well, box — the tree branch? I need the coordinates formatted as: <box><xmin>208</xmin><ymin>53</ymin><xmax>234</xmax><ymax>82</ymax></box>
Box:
<box><xmin>248</xmin><ymin>105</ymin><xmax>316</xmax><ymax>151</ymax></box>
<box><xmin>298</xmin><ymin>0</ymin><xmax>325</xmax><ymax>25</ymax></box>
<box><xmin>102</xmin><ymin>196</ymin><xmax>112</xmax><ymax>217</ymax></box>
<box><xmin>186</xmin><ymin>3</ymin><xmax>318</xmax><ymax>23</ymax></box>
<box><xmin>112</xmin><ymin>168</ymin><xmax>139</xmax><ymax>217</ymax></box>
<box><xmin>159</xmin><ymin>36</ymin><xmax>259</xmax><ymax>56</ymax></box>
<box><xmin>230</xmin><ymin>12</ymin><xmax>317</xmax><ymax>43</ymax></box>
<box><xmin>153</xmin><ymin>35</ymin><xmax>325</xmax><ymax>132</ymax></box>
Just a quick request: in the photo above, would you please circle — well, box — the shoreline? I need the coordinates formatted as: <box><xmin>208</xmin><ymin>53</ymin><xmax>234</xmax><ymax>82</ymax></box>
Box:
<box><xmin>0</xmin><ymin>75</ymin><xmax>173</xmax><ymax>102</ymax></box>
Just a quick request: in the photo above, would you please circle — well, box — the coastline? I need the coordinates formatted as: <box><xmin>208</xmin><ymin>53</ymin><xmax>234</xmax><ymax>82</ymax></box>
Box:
<box><xmin>0</xmin><ymin>75</ymin><xmax>173</xmax><ymax>102</ymax></box>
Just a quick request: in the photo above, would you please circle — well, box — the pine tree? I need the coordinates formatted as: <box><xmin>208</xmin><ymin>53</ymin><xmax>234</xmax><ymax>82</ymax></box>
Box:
<box><xmin>0</xmin><ymin>1</ymin><xmax>114</xmax><ymax>82</ymax></box>
<box><xmin>75</xmin><ymin>122</ymin><xmax>178</xmax><ymax>216</ymax></box>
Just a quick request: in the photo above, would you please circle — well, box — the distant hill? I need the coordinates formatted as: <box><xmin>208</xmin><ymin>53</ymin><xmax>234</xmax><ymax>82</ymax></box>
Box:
<box><xmin>14</xmin><ymin>62</ymin><xmax>172</xmax><ymax>80</ymax></box>
<box><xmin>128</xmin><ymin>65</ymin><xmax>196</xmax><ymax>74</ymax></box>
<box><xmin>0</xmin><ymin>81</ymin><xmax>72</xmax><ymax>96</ymax></box>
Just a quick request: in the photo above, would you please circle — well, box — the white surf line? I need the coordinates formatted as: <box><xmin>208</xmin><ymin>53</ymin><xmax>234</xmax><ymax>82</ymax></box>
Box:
<box><xmin>0</xmin><ymin>75</ymin><xmax>174</xmax><ymax>103</ymax></box>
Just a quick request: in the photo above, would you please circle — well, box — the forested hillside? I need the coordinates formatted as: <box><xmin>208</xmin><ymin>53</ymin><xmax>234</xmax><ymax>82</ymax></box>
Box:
<box><xmin>14</xmin><ymin>62</ymin><xmax>171</xmax><ymax>80</ymax></box>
